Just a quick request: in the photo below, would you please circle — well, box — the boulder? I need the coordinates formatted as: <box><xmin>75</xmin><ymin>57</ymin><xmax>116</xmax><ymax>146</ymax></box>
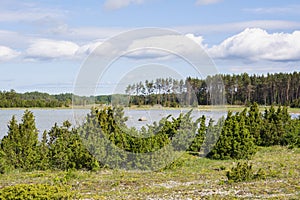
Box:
<box><xmin>138</xmin><ymin>117</ymin><xmax>147</xmax><ymax>121</ymax></box>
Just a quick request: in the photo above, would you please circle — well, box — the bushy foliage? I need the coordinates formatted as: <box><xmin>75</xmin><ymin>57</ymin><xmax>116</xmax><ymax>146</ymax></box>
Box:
<box><xmin>282</xmin><ymin>118</ymin><xmax>300</xmax><ymax>148</ymax></box>
<box><xmin>78</xmin><ymin>106</ymin><xmax>201</xmax><ymax>170</ymax></box>
<box><xmin>226</xmin><ymin>161</ymin><xmax>266</xmax><ymax>182</ymax></box>
<box><xmin>260</xmin><ymin>106</ymin><xmax>291</xmax><ymax>146</ymax></box>
<box><xmin>201</xmin><ymin>118</ymin><xmax>224</xmax><ymax>156</ymax></box>
<box><xmin>206</xmin><ymin>104</ymin><xmax>300</xmax><ymax>160</ymax></box>
<box><xmin>188</xmin><ymin>115</ymin><xmax>206</xmax><ymax>153</ymax></box>
<box><xmin>46</xmin><ymin>121</ymin><xmax>99</xmax><ymax>171</ymax></box>
<box><xmin>0</xmin><ymin>184</ymin><xmax>76</xmax><ymax>199</ymax></box>
<box><xmin>245</xmin><ymin>104</ymin><xmax>299</xmax><ymax>147</ymax></box>
<box><xmin>245</xmin><ymin>103</ymin><xmax>263</xmax><ymax>144</ymax></box>
<box><xmin>0</xmin><ymin>111</ymin><xmax>99</xmax><ymax>172</ymax></box>
<box><xmin>0</xmin><ymin>103</ymin><xmax>299</xmax><ymax>172</ymax></box>
<box><xmin>207</xmin><ymin>111</ymin><xmax>257</xmax><ymax>160</ymax></box>
<box><xmin>0</xmin><ymin>151</ymin><xmax>9</xmax><ymax>174</ymax></box>
<box><xmin>0</xmin><ymin>110</ymin><xmax>39</xmax><ymax>170</ymax></box>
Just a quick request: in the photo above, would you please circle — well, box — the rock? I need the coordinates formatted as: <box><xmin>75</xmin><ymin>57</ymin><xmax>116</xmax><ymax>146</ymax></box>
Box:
<box><xmin>138</xmin><ymin>117</ymin><xmax>147</xmax><ymax>121</ymax></box>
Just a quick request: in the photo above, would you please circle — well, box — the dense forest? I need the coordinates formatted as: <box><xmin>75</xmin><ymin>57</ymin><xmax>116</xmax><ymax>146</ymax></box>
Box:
<box><xmin>0</xmin><ymin>90</ymin><xmax>113</xmax><ymax>108</ymax></box>
<box><xmin>0</xmin><ymin>90</ymin><xmax>72</xmax><ymax>108</ymax></box>
<box><xmin>125</xmin><ymin>72</ymin><xmax>300</xmax><ymax>107</ymax></box>
<box><xmin>1</xmin><ymin>72</ymin><xmax>299</xmax><ymax>108</ymax></box>
<box><xmin>0</xmin><ymin>103</ymin><xmax>299</xmax><ymax>173</ymax></box>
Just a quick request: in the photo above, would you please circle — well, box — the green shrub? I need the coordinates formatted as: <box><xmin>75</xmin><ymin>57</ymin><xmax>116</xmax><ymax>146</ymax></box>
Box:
<box><xmin>0</xmin><ymin>151</ymin><xmax>9</xmax><ymax>174</ymax></box>
<box><xmin>162</xmin><ymin>158</ymin><xmax>185</xmax><ymax>171</ymax></box>
<box><xmin>0</xmin><ymin>111</ymin><xmax>39</xmax><ymax>171</ymax></box>
<box><xmin>207</xmin><ymin>111</ymin><xmax>257</xmax><ymax>160</ymax></box>
<box><xmin>0</xmin><ymin>184</ymin><xmax>76</xmax><ymax>200</ymax></box>
<box><xmin>226</xmin><ymin>161</ymin><xmax>266</xmax><ymax>183</ymax></box>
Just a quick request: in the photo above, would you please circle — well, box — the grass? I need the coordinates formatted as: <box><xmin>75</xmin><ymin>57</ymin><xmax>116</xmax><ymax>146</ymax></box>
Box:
<box><xmin>1</xmin><ymin>146</ymin><xmax>299</xmax><ymax>199</ymax></box>
<box><xmin>288</xmin><ymin>107</ymin><xmax>300</xmax><ymax>114</ymax></box>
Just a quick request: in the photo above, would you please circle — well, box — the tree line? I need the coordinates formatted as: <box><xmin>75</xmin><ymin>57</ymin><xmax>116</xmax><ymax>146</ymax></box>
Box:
<box><xmin>125</xmin><ymin>72</ymin><xmax>300</xmax><ymax>107</ymax></box>
<box><xmin>0</xmin><ymin>90</ymin><xmax>114</xmax><ymax>108</ymax></box>
<box><xmin>0</xmin><ymin>103</ymin><xmax>299</xmax><ymax>173</ymax></box>
<box><xmin>0</xmin><ymin>90</ymin><xmax>72</xmax><ymax>108</ymax></box>
<box><xmin>1</xmin><ymin>72</ymin><xmax>299</xmax><ymax>108</ymax></box>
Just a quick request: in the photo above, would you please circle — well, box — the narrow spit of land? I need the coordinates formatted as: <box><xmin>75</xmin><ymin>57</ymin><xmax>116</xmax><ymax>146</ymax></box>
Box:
<box><xmin>4</xmin><ymin>104</ymin><xmax>298</xmax><ymax>113</ymax></box>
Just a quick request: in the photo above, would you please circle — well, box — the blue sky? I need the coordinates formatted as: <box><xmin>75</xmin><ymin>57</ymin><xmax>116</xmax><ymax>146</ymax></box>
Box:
<box><xmin>0</xmin><ymin>0</ymin><xmax>300</xmax><ymax>94</ymax></box>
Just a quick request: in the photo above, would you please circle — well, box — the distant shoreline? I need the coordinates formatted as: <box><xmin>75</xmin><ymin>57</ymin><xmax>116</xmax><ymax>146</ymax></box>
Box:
<box><xmin>1</xmin><ymin>105</ymin><xmax>299</xmax><ymax>113</ymax></box>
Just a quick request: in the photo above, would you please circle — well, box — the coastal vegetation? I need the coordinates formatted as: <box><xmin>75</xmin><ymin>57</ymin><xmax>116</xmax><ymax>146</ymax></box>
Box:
<box><xmin>0</xmin><ymin>103</ymin><xmax>299</xmax><ymax>198</ymax></box>
<box><xmin>0</xmin><ymin>71</ymin><xmax>299</xmax><ymax>198</ymax></box>
<box><xmin>1</xmin><ymin>103</ymin><xmax>299</xmax><ymax>172</ymax></box>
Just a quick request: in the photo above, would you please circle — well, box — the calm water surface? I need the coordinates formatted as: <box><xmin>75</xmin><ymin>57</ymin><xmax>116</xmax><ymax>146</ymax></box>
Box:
<box><xmin>0</xmin><ymin>109</ymin><xmax>299</xmax><ymax>139</ymax></box>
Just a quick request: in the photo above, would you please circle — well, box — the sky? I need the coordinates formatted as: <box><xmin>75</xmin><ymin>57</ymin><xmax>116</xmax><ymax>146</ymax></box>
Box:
<box><xmin>0</xmin><ymin>0</ymin><xmax>300</xmax><ymax>94</ymax></box>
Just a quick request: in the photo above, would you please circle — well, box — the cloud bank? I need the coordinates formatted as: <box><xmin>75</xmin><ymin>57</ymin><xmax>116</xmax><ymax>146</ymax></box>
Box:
<box><xmin>209</xmin><ymin>28</ymin><xmax>300</xmax><ymax>62</ymax></box>
<box><xmin>0</xmin><ymin>28</ymin><xmax>300</xmax><ymax>64</ymax></box>
<box><xmin>124</xmin><ymin>34</ymin><xmax>206</xmax><ymax>60</ymax></box>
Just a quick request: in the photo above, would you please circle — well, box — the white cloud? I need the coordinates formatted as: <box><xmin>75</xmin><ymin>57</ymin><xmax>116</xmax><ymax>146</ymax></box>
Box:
<box><xmin>2</xmin><ymin>20</ymin><xmax>299</xmax><ymax>52</ymax></box>
<box><xmin>104</xmin><ymin>0</ymin><xmax>145</xmax><ymax>10</ymax></box>
<box><xmin>46</xmin><ymin>21</ymin><xmax>300</xmax><ymax>43</ymax></box>
<box><xmin>2</xmin><ymin>24</ymin><xmax>300</xmax><ymax>67</ymax></box>
<box><xmin>26</xmin><ymin>39</ymin><xmax>79</xmax><ymax>60</ymax></box>
<box><xmin>195</xmin><ymin>0</ymin><xmax>223</xmax><ymax>6</ymax></box>
<box><xmin>185</xmin><ymin>33</ymin><xmax>205</xmax><ymax>45</ymax></box>
<box><xmin>176</xmin><ymin>20</ymin><xmax>300</xmax><ymax>35</ymax></box>
<box><xmin>124</xmin><ymin>34</ymin><xmax>206</xmax><ymax>60</ymax></box>
<box><xmin>0</xmin><ymin>46</ymin><xmax>20</xmax><ymax>61</ymax></box>
<box><xmin>76</xmin><ymin>41</ymin><xmax>103</xmax><ymax>56</ymax></box>
<box><xmin>208</xmin><ymin>28</ymin><xmax>300</xmax><ymax>62</ymax></box>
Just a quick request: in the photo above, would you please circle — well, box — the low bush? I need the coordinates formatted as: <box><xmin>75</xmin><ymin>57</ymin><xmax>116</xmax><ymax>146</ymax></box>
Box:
<box><xmin>0</xmin><ymin>184</ymin><xmax>76</xmax><ymax>199</ymax></box>
<box><xmin>226</xmin><ymin>161</ymin><xmax>266</xmax><ymax>183</ymax></box>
